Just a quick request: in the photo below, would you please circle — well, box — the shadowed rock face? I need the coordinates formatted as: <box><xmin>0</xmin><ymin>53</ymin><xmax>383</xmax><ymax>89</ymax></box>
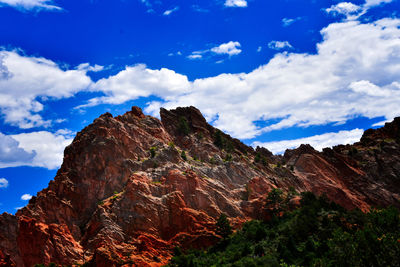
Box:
<box><xmin>1</xmin><ymin>106</ymin><xmax>400</xmax><ymax>266</ymax></box>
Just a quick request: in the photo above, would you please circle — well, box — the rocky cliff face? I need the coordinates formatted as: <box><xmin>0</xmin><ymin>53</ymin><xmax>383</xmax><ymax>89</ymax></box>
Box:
<box><xmin>1</xmin><ymin>106</ymin><xmax>400</xmax><ymax>266</ymax></box>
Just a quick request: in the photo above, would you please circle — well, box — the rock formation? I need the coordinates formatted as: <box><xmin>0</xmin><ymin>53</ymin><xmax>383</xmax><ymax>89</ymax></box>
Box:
<box><xmin>1</xmin><ymin>106</ymin><xmax>400</xmax><ymax>266</ymax></box>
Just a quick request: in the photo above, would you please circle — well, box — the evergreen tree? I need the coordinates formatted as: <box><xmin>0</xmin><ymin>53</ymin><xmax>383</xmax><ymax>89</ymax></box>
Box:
<box><xmin>215</xmin><ymin>213</ymin><xmax>232</xmax><ymax>239</ymax></box>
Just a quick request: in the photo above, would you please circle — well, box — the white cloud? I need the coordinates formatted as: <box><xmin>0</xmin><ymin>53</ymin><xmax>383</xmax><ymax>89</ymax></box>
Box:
<box><xmin>80</xmin><ymin>64</ymin><xmax>190</xmax><ymax>107</ymax></box>
<box><xmin>211</xmin><ymin>41</ymin><xmax>242</xmax><ymax>56</ymax></box>
<box><xmin>163</xmin><ymin>6</ymin><xmax>179</xmax><ymax>16</ymax></box>
<box><xmin>0</xmin><ymin>132</ymin><xmax>36</xmax><ymax>164</ymax></box>
<box><xmin>0</xmin><ymin>50</ymin><xmax>92</xmax><ymax>129</ymax></box>
<box><xmin>224</xmin><ymin>0</ymin><xmax>247</xmax><ymax>8</ymax></box>
<box><xmin>11</xmin><ymin>131</ymin><xmax>73</xmax><ymax>169</ymax></box>
<box><xmin>168</xmin><ymin>51</ymin><xmax>182</xmax><ymax>57</ymax></box>
<box><xmin>0</xmin><ymin>178</ymin><xmax>8</xmax><ymax>188</ymax></box>
<box><xmin>349</xmin><ymin>80</ymin><xmax>391</xmax><ymax>97</ymax></box>
<box><xmin>21</xmin><ymin>194</ymin><xmax>32</xmax><ymax>200</ymax></box>
<box><xmin>144</xmin><ymin>18</ymin><xmax>400</xmax><ymax>139</ymax></box>
<box><xmin>186</xmin><ymin>42</ymin><xmax>241</xmax><ymax>61</ymax></box>
<box><xmin>268</xmin><ymin>41</ymin><xmax>293</xmax><ymax>50</ymax></box>
<box><xmin>76</xmin><ymin>63</ymin><xmax>104</xmax><ymax>72</ymax></box>
<box><xmin>257</xmin><ymin>46</ymin><xmax>262</xmax><ymax>52</ymax></box>
<box><xmin>282</xmin><ymin>17</ymin><xmax>302</xmax><ymax>27</ymax></box>
<box><xmin>253</xmin><ymin>129</ymin><xmax>364</xmax><ymax>154</ymax></box>
<box><xmin>79</xmin><ymin>18</ymin><xmax>400</xmax><ymax>140</ymax></box>
<box><xmin>0</xmin><ymin>131</ymin><xmax>72</xmax><ymax>169</ymax></box>
<box><xmin>0</xmin><ymin>0</ymin><xmax>61</xmax><ymax>11</ymax></box>
<box><xmin>187</xmin><ymin>54</ymin><xmax>203</xmax><ymax>60</ymax></box>
<box><xmin>325</xmin><ymin>0</ymin><xmax>393</xmax><ymax>20</ymax></box>
<box><xmin>372</xmin><ymin>119</ymin><xmax>390</xmax><ymax>127</ymax></box>
<box><xmin>325</xmin><ymin>2</ymin><xmax>361</xmax><ymax>18</ymax></box>
<box><xmin>364</xmin><ymin>0</ymin><xmax>393</xmax><ymax>8</ymax></box>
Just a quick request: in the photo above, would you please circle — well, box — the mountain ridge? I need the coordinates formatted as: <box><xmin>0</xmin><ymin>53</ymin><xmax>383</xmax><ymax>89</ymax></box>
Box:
<box><xmin>1</xmin><ymin>106</ymin><xmax>400</xmax><ymax>266</ymax></box>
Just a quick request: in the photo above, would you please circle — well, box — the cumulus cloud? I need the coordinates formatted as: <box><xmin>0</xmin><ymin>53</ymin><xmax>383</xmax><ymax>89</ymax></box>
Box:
<box><xmin>211</xmin><ymin>41</ymin><xmax>242</xmax><ymax>56</ymax></box>
<box><xmin>224</xmin><ymin>0</ymin><xmax>247</xmax><ymax>8</ymax></box>
<box><xmin>0</xmin><ymin>0</ymin><xmax>61</xmax><ymax>11</ymax></box>
<box><xmin>186</xmin><ymin>41</ymin><xmax>241</xmax><ymax>61</ymax></box>
<box><xmin>11</xmin><ymin>131</ymin><xmax>73</xmax><ymax>169</ymax></box>
<box><xmin>78</xmin><ymin>18</ymin><xmax>400</xmax><ymax>141</ymax></box>
<box><xmin>143</xmin><ymin>18</ymin><xmax>400</xmax><ymax>139</ymax></box>
<box><xmin>325</xmin><ymin>2</ymin><xmax>361</xmax><ymax>19</ymax></box>
<box><xmin>268</xmin><ymin>41</ymin><xmax>293</xmax><ymax>50</ymax></box>
<box><xmin>325</xmin><ymin>0</ymin><xmax>393</xmax><ymax>20</ymax></box>
<box><xmin>253</xmin><ymin>129</ymin><xmax>364</xmax><ymax>154</ymax></box>
<box><xmin>163</xmin><ymin>6</ymin><xmax>179</xmax><ymax>16</ymax></box>
<box><xmin>76</xmin><ymin>63</ymin><xmax>104</xmax><ymax>72</ymax></box>
<box><xmin>0</xmin><ymin>132</ymin><xmax>36</xmax><ymax>164</ymax></box>
<box><xmin>21</xmin><ymin>194</ymin><xmax>32</xmax><ymax>200</ymax></box>
<box><xmin>80</xmin><ymin>64</ymin><xmax>190</xmax><ymax>107</ymax></box>
<box><xmin>0</xmin><ymin>50</ymin><xmax>92</xmax><ymax>129</ymax></box>
<box><xmin>0</xmin><ymin>178</ymin><xmax>8</xmax><ymax>188</ymax></box>
<box><xmin>0</xmin><ymin>131</ymin><xmax>72</xmax><ymax>169</ymax></box>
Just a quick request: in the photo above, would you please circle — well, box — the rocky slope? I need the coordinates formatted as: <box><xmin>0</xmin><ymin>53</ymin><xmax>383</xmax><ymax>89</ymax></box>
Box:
<box><xmin>1</xmin><ymin>106</ymin><xmax>400</xmax><ymax>266</ymax></box>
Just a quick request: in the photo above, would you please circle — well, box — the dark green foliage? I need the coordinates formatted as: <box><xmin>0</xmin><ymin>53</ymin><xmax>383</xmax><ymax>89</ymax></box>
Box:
<box><xmin>216</xmin><ymin>214</ymin><xmax>233</xmax><ymax>239</ymax></box>
<box><xmin>181</xmin><ymin>150</ymin><xmax>187</xmax><ymax>161</ymax></box>
<box><xmin>209</xmin><ymin>156</ymin><xmax>216</xmax><ymax>165</ymax></box>
<box><xmin>266</xmin><ymin>188</ymin><xmax>283</xmax><ymax>205</ymax></box>
<box><xmin>178</xmin><ymin>116</ymin><xmax>190</xmax><ymax>135</ymax></box>
<box><xmin>254</xmin><ymin>152</ymin><xmax>267</xmax><ymax>166</ymax></box>
<box><xmin>213</xmin><ymin>130</ymin><xmax>236</xmax><ymax>154</ymax></box>
<box><xmin>150</xmin><ymin>146</ymin><xmax>157</xmax><ymax>158</ymax></box>
<box><xmin>265</xmin><ymin>188</ymin><xmax>285</xmax><ymax>216</ymax></box>
<box><xmin>224</xmin><ymin>153</ymin><xmax>233</xmax><ymax>162</ymax></box>
<box><xmin>168</xmin><ymin>192</ymin><xmax>400</xmax><ymax>267</ymax></box>
<box><xmin>261</xmin><ymin>157</ymin><xmax>267</xmax><ymax>166</ymax></box>
<box><xmin>225</xmin><ymin>141</ymin><xmax>234</xmax><ymax>153</ymax></box>
<box><xmin>213</xmin><ymin>130</ymin><xmax>225</xmax><ymax>149</ymax></box>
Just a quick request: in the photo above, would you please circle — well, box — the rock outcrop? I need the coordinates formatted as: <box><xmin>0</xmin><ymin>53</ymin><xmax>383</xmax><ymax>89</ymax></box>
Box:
<box><xmin>1</xmin><ymin>106</ymin><xmax>400</xmax><ymax>266</ymax></box>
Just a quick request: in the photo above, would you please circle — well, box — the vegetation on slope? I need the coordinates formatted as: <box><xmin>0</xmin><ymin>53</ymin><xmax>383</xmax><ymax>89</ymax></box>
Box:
<box><xmin>168</xmin><ymin>191</ymin><xmax>400</xmax><ymax>267</ymax></box>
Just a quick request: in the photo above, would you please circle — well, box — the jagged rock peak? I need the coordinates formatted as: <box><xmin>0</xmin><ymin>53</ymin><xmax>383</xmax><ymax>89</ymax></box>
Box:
<box><xmin>160</xmin><ymin>106</ymin><xmax>211</xmax><ymax>136</ymax></box>
<box><xmin>1</xmin><ymin>108</ymin><xmax>400</xmax><ymax>266</ymax></box>
<box><xmin>360</xmin><ymin>117</ymin><xmax>400</xmax><ymax>146</ymax></box>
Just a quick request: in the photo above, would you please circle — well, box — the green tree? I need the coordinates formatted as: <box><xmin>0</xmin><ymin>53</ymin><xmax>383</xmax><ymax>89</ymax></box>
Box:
<box><xmin>266</xmin><ymin>188</ymin><xmax>284</xmax><ymax>216</ymax></box>
<box><xmin>216</xmin><ymin>213</ymin><xmax>232</xmax><ymax>239</ymax></box>
<box><xmin>181</xmin><ymin>150</ymin><xmax>187</xmax><ymax>161</ymax></box>
<box><xmin>149</xmin><ymin>146</ymin><xmax>157</xmax><ymax>158</ymax></box>
<box><xmin>214</xmin><ymin>130</ymin><xmax>225</xmax><ymax>149</ymax></box>
<box><xmin>178</xmin><ymin>116</ymin><xmax>190</xmax><ymax>135</ymax></box>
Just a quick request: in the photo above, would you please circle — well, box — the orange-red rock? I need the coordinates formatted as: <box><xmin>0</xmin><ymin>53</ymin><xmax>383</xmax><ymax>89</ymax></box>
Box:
<box><xmin>0</xmin><ymin>106</ymin><xmax>400</xmax><ymax>266</ymax></box>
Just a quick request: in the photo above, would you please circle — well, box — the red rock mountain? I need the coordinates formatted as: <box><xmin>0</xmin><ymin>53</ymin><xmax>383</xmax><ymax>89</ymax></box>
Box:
<box><xmin>1</xmin><ymin>106</ymin><xmax>400</xmax><ymax>266</ymax></box>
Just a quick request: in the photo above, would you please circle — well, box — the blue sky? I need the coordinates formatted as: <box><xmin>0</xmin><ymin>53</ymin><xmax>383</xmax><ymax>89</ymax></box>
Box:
<box><xmin>1</xmin><ymin>0</ymin><xmax>400</xmax><ymax>213</ymax></box>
